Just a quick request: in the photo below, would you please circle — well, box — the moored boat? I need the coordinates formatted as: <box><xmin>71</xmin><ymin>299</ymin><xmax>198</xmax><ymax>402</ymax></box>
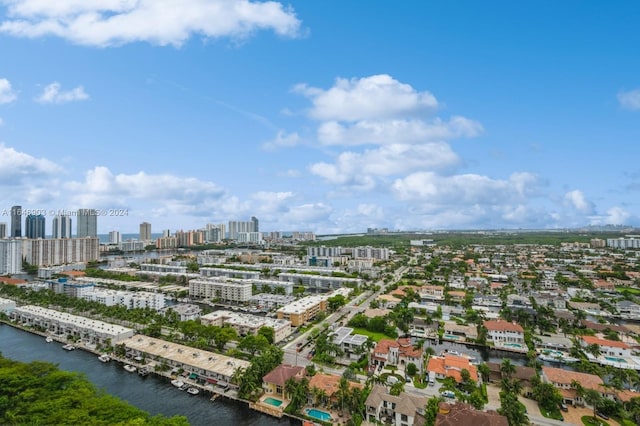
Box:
<box><xmin>62</xmin><ymin>344</ymin><xmax>75</xmax><ymax>351</ymax></box>
<box><xmin>98</xmin><ymin>354</ymin><xmax>111</xmax><ymax>362</ymax></box>
<box><xmin>186</xmin><ymin>387</ymin><xmax>200</xmax><ymax>395</ymax></box>
<box><xmin>45</xmin><ymin>336</ymin><xmax>53</xmax><ymax>343</ymax></box>
<box><xmin>171</xmin><ymin>379</ymin><xmax>185</xmax><ymax>388</ymax></box>
<box><xmin>123</xmin><ymin>364</ymin><xmax>137</xmax><ymax>373</ymax></box>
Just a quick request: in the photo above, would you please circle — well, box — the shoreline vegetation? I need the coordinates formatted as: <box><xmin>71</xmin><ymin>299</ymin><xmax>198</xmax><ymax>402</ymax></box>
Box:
<box><xmin>0</xmin><ymin>349</ymin><xmax>189</xmax><ymax>426</ymax></box>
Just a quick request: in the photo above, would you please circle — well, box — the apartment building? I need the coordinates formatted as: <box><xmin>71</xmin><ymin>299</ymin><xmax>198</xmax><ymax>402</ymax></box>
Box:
<box><xmin>277</xmin><ymin>272</ymin><xmax>361</xmax><ymax>291</ymax></box>
<box><xmin>189</xmin><ymin>278</ymin><xmax>252</xmax><ymax>303</ymax></box>
<box><xmin>276</xmin><ymin>295</ymin><xmax>328</xmax><ymax>326</ymax></box>
<box><xmin>123</xmin><ymin>335</ymin><xmax>249</xmax><ymax>388</ymax></box>
<box><xmin>10</xmin><ymin>305</ymin><xmax>135</xmax><ymax>344</ymax></box>
<box><xmin>22</xmin><ymin>237</ymin><xmax>99</xmax><ymax>266</ymax></box>
<box><xmin>200</xmin><ymin>310</ymin><xmax>291</xmax><ymax>343</ymax></box>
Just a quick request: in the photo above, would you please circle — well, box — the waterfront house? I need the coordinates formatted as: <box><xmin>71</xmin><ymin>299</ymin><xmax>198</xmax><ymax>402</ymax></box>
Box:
<box><xmin>365</xmin><ymin>384</ymin><xmax>427</xmax><ymax>426</ymax></box>
<box><xmin>541</xmin><ymin>366</ymin><xmax>607</xmax><ymax>406</ymax></box>
<box><xmin>427</xmin><ymin>354</ymin><xmax>478</xmax><ymax>383</ymax></box>
<box><xmin>483</xmin><ymin>319</ymin><xmax>525</xmax><ymax>346</ymax></box>
<box><xmin>579</xmin><ymin>335</ymin><xmax>632</xmax><ymax>358</ymax></box>
<box><xmin>123</xmin><ymin>335</ymin><xmax>249</xmax><ymax>389</ymax></box>
<box><xmin>307</xmin><ymin>372</ymin><xmax>363</xmax><ymax>407</ymax></box>
<box><xmin>262</xmin><ymin>364</ymin><xmax>305</xmax><ymax>399</ymax></box>
<box><xmin>485</xmin><ymin>363</ymin><xmax>536</xmax><ymax>396</ymax></box>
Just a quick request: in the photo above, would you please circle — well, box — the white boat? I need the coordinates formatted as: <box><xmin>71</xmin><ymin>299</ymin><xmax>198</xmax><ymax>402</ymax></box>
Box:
<box><xmin>171</xmin><ymin>379</ymin><xmax>185</xmax><ymax>388</ymax></box>
<box><xmin>186</xmin><ymin>387</ymin><xmax>200</xmax><ymax>395</ymax></box>
<box><xmin>62</xmin><ymin>344</ymin><xmax>76</xmax><ymax>351</ymax></box>
<box><xmin>123</xmin><ymin>364</ymin><xmax>137</xmax><ymax>373</ymax></box>
<box><xmin>138</xmin><ymin>367</ymin><xmax>150</xmax><ymax>376</ymax></box>
<box><xmin>98</xmin><ymin>354</ymin><xmax>111</xmax><ymax>363</ymax></box>
<box><xmin>45</xmin><ymin>336</ymin><xmax>53</xmax><ymax>343</ymax></box>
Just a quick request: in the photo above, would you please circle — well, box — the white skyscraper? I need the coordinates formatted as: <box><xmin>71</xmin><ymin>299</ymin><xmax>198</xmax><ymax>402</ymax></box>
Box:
<box><xmin>0</xmin><ymin>239</ymin><xmax>23</xmax><ymax>274</ymax></box>
<box><xmin>109</xmin><ymin>231</ymin><xmax>121</xmax><ymax>245</ymax></box>
<box><xmin>52</xmin><ymin>215</ymin><xmax>72</xmax><ymax>239</ymax></box>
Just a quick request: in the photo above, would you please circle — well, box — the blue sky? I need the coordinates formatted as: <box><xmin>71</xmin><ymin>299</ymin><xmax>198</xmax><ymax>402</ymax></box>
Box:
<box><xmin>0</xmin><ymin>1</ymin><xmax>639</xmax><ymax>235</ymax></box>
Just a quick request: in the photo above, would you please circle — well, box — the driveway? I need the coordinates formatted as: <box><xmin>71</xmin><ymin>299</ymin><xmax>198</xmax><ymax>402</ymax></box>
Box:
<box><xmin>560</xmin><ymin>406</ymin><xmax>620</xmax><ymax>426</ymax></box>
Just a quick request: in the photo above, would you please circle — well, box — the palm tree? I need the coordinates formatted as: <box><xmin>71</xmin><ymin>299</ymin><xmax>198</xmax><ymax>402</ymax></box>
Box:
<box><xmin>500</xmin><ymin>359</ymin><xmax>516</xmax><ymax>380</ymax></box>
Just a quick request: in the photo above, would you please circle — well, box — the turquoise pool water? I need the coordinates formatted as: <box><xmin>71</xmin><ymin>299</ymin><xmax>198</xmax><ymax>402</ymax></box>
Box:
<box><xmin>306</xmin><ymin>408</ymin><xmax>332</xmax><ymax>422</ymax></box>
<box><xmin>444</xmin><ymin>334</ymin><xmax>460</xmax><ymax>340</ymax></box>
<box><xmin>605</xmin><ymin>356</ymin><xmax>626</xmax><ymax>363</ymax></box>
<box><xmin>264</xmin><ymin>397</ymin><xmax>283</xmax><ymax>407</ymax></box>
<box><xmin>504</xmin><ymin>343</ymin><xmax>524</xmax><ymax>348</ymax></box>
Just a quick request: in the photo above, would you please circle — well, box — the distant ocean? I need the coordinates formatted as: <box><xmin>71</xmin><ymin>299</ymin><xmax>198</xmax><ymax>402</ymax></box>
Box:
<box><xmin>97</xmin><ymin>233</ymin><xmax>164</xmax><ymax>244</ymax></box>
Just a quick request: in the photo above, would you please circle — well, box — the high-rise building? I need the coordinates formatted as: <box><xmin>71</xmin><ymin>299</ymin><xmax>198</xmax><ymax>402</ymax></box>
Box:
<box><xmin>163</xmin><ymin>229</ymin><xmax>171</xmax><ymax>238</ymax></box>
<box><xmin>0</xmin><ymin>222</ymin><xmax>6</xmax><ymax>239</ymax></box>
<box><xmin>0</xmin><ymin>239</ymin><xmax>22</xmax><ymax>274</ymax></box>
<box><xmin>10</xmin><ymin>205</ymin><xmax>21</xmax><ymax>237</ymax></box>
<box><xmin>228</xmin><ymin>219</ymin><xmax>257</xmax><ymax>240</ymax></box>
<box><xmin>139</xmin><ymin>222</ymin><xmax>152</xmax><ymax>241</ymax></box>
<box><xmin>109</xmin><ymin>231</ymin><xmax>121</xmax><ymax>245</ymax></box>
<box><xmin>251</xmin><ymin>216</ymin><xmax>259</xmax><ymax>233</ymax></box>
<box><xmin>25</xmin><ymin>214</ymin><xmax>46</xmax><ymax>239</ymax></box>
<box><xmin>76</xmin><ymin>209</ymin><xmax>97</xmax><ymax>237</ymax></box>
<box><xmin>52</xmin><ymin>215</ymin><xmax>72</xmax><ymax>239</ymax></box>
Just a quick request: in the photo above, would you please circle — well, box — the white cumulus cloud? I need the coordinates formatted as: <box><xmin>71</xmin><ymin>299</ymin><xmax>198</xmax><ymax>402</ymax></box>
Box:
<box><xmin>618</xmin><ymin>89</ymin><xmax>640</xmax><ymax>110</ymax></box>
<box><xmin>0</xmin><ymin>0</ymin><xmax>302</xmax><ymax>47</ymax></box>
<box><xmin>391</xmin><ymin>171</ymin><xmax>540</xmax><ymax>205</ymax></box>
<box><xmin>0</xmin><ymin>143</ymin><xmax>62</xmax><ymax>182</ymax></box>
<box><xmin>36</xmin><ymin>82</ymin><xmax>89</xmax><ymax>104</ymax></box>
<box><xmin>0</xmin><ymin>78</ymin><xmax>17</xmax><ymax>104</ymax></box>
<box><xmin>294</xmin><ymin>74</ymin><xmax>437</xmax><ymax>122</ymax></box>
<box><xmin>310</xmin><ymin>142</ymin><xmax>460</xmax><ymax>190</ymax></box>
<box><xmin>317</xmin><ymin>116</ymin><xmax>482</xmax><ymax>146</ymax></box>
<box><xmin>66</xmin><ymin>166</ymin><xmax>226</xmax><ymax>209</ymax></box>
<box><xmin>563</xmin><ymin>190</ymin><xmax>595</xmax><ymax>214</ymax></box>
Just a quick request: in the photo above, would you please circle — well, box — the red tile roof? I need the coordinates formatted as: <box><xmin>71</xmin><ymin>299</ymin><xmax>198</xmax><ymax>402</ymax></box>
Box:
<box><xmin>262</xmin><ymin>364</ymin><xmax>305</xmax><ymax>387</ymax></box>
<box><xmin>483</xmin><ymin>320</ymin><xmax>524</xmax><ymax>333</ymax></box>
<box><xmin>580</xmin><ymin>335</ymin><xmax>630</xmax><ymax>349</ymax></box>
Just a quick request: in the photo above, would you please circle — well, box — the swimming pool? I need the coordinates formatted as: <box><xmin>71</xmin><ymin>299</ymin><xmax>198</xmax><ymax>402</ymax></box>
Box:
<box><xmin>264</xmin><ymin>397</ymin><xmax>283</xmax><ymax>407</ymax></box>
<box><xmin>444</xmin><ymin>334</ymin><xmax>461</xmax><ymax>340</ymax></box>
<box><xmin>306</xmin><ymin>408</ymin><xmax>332</xmax><ymax>422</ymax></box>
<box><xmin>605</xmin><ymin>356</ymin><xmax>626</xmax><ymax>363</ymax></box>
<box><xmin>504</xmin><ymin>343</ymin><xmax>524</xmax><ymax>348</ymax></box>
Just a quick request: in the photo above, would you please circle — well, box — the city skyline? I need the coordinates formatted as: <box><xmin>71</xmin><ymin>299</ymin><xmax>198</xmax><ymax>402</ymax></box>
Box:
<box><xmin>0</xmin><ymin>2</ymin><xmax>639</xmax><ymax>234</ymax></box>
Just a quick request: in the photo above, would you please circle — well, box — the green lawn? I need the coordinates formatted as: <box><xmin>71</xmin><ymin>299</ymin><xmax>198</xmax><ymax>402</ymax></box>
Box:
<box><xmin>581</xmin><ymin>415</ymin><xmax>610</xmax><ymax>426</ymax></box>
<box><xmin>540</xmin><ymin>407</ymin><xmax>564</xmax><ymax>421</ymax></box>
<box><xmin>350</xmin><ymin>327</ymin><xmax>394</xmax><ymax>342</ymax></box>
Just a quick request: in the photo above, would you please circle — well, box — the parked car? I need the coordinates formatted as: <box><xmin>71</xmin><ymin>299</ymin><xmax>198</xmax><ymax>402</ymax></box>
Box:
<box><xmin>596</xmin><ymin>412</ymin><xmax>609</xmax><ymax>420</ymax></box>
<box><xmin>560</xmin><ymin>403</ymin><xmax>568</xmax><ymax>412</ymax></box>
<box><xmin>440</xmin><ymin>390</ymin><xmax>455</xmax><ymax>399</ymax></box>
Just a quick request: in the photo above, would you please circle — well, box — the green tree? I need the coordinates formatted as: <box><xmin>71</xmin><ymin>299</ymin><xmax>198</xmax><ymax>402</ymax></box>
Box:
<box><xmin>406</xmin><ymin>362</ymin><xmax>418</xmax><ymax>377</ymax></box>
<box><xmin>257</xmin><ymin>326</ymin><xmax>275</xmax><ymax>344</ymax></box>
<box><xmin>424</xmin><ymin>396</ymin><xmax>442</xmax><ymax>426</ymax></box>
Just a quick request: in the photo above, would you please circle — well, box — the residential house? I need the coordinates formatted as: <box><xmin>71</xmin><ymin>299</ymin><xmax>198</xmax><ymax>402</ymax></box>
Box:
<box><xmin>442</xmin><ymin>321</ymin><xmax>477</xmax><ymax>343</ymax></box>
<box><xmin>579</xmin><ymin>335</ymin><xmax>632</xmax><ymax>358</ymax></box>
<box><xmin>262</xmin><ymin>364</ymin><xmax>305</xmax><ymax>399</ymax></box>
<box><xmin>370</xmin><ymin>338</ymin><xmax>424</xmax><ymax>374</ymax></box>
<box><xmin>329</xmin><ymin>326</ymin><xmax>369</xmax><ymax>360</ymax></box>
<box><xmin>483</xmin><ymin>320</ymin><xmax>525</xmax><ymax>345</ymax></box>
<box><xmin>408</xmin><ymin>317</ymin><xmax>439</xmax><ymax>339</ymax></box>
<box><xmin>617</xmin><ymin>300</ymin><xmax>640</xmax><ymax>319</ymax></box>
<box><xmin>419</xmin><ymin>285</ymin><xmax>445</xmax><ymax>302</ymax></box>
<box><xmin>485</xmin><ymin>363</ymin><xmax>536</xmax><ymax>396</ymax></box>
<box><xmin>541</xmin><ymin>366</ymin><xmax>606</xmax><ymax>406</ymax></box>
<box><xmin>427</xmin><ymin>354</ymin><xmax>478</xmax><ymax>383</ymax></box>
<box><xmin>365</xmin><ymin>384</ymin><xmax>427</xmax><ymax>426</ymax></box>
<box><xmin>436</xmin><ymin>402</ymin><xmax>508</xmax><ymax>426</ymax></box>
<box><xmin>307</xmin><ymin>372</ymin><xmax>364</xmax><ymax>406</ymax></box>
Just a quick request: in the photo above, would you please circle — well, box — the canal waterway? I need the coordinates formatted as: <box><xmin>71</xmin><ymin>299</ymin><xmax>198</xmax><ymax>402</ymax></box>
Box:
<box><xmin>0</xmin><ymin>325</ymin><xmax>299</xmax><ymax>426</ymax></box>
